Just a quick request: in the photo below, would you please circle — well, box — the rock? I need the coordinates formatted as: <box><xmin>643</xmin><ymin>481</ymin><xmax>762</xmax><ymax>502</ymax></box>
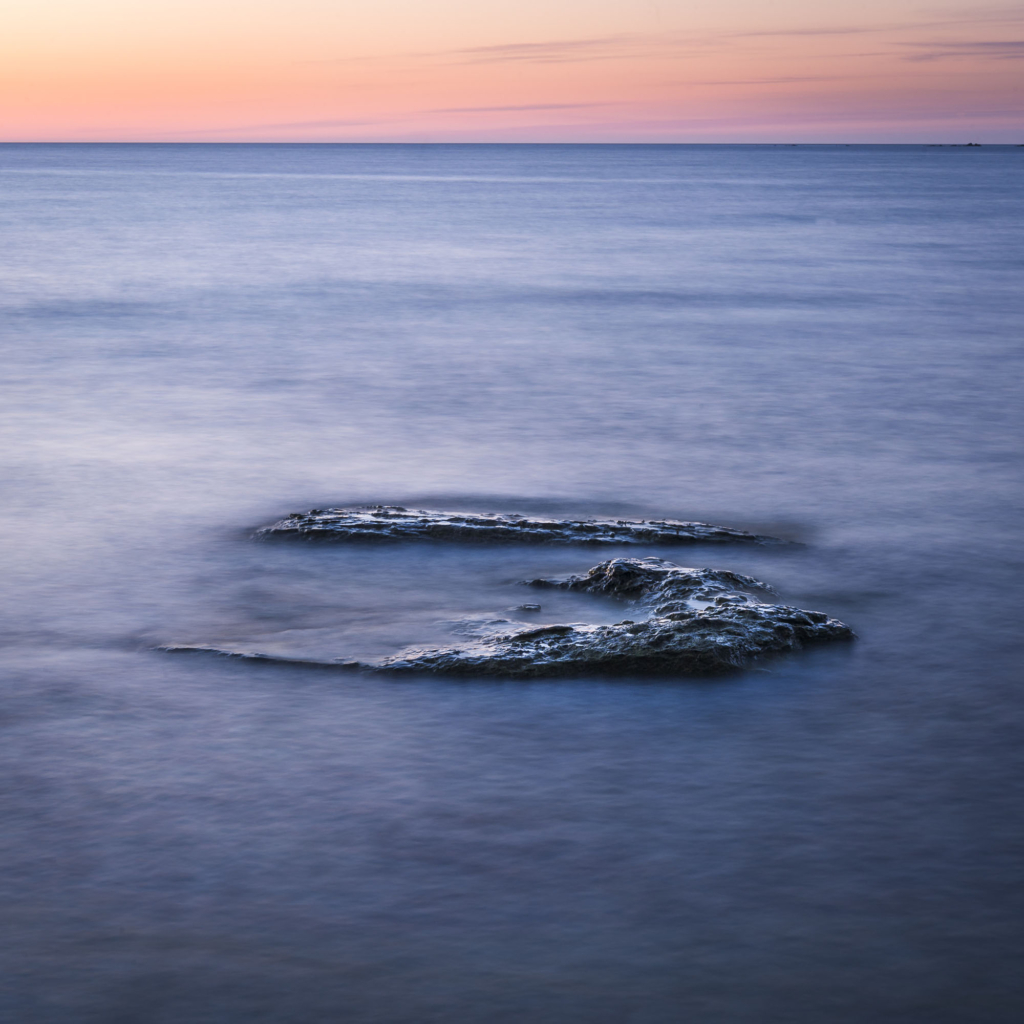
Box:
<box><xmin>525</xmin><ymin>556</ymin><xmax>775</xmax><ymax>605</ymax></box>
<box><xmin>376</xmin><ymin>558</ymin><xmax>853</xmax><ymax>677</ymax></box>
<box><xmin>165</xmin><ymin>558</ymin><xmax>853</xmax><ymax>678</ymax></box>
<box><xmin>256</xmin><ymin>506</ymin><xmax>788</xmax><ymax>546</ymax></box>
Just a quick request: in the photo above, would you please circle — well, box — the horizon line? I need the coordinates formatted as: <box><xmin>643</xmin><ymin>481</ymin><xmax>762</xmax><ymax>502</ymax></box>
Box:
<box><xmin>0</xmin><ymin>140</ymin><xmax>1016</xmax><ymax>146</ymax></box>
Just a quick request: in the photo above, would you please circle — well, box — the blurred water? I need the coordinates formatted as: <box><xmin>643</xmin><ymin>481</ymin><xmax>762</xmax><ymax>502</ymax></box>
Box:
<box><xmin>1</xmin><ymin>143</ymin><xmax>1022</xmax><ymax>1022</ymax></box>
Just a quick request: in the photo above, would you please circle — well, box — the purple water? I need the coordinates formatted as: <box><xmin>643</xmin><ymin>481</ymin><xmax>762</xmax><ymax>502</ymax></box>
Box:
<box><xmin>1</xmin><ymin>143</ymin><xmax>1022</xmax><ymax>1022</ymax></box>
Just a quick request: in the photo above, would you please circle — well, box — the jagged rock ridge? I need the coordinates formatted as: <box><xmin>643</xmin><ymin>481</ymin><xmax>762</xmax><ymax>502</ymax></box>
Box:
<box><xmin>256</xmin><ymin>506</ymin><xmax>788</xmax><ymax>546</ymax></box>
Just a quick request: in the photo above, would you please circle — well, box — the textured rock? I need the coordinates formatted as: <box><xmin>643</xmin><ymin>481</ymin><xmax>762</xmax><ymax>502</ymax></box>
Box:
<box><xmin>524</xmin><ymin>556</ymin><xmax>776</xmax><ymax>606</ymax></box>
<box><xmin>256</xmin><ymin>506</ymin><xmax>787</xmax><ymax>546</ymax></box>
<box><xmin>377</xmin><ymin>558</ymin><xmax>853</xmax><ymax>677</ymax></box>
<box><xmin>165</xmin><ymin>558</ymin><xmax>853</xmax><ymax>678</ymax></box>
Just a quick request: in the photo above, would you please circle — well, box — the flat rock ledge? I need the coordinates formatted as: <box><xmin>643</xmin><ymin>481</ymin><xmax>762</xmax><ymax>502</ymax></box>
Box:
<box><xmin>164</xmin><ymin>558</ymin><xmax>853</xmax><ymax>678</ymax></box>
<box><xmin>256</xmin><ymin>506</ymin><xmax>788</xmax><ymax>546</ymax></box>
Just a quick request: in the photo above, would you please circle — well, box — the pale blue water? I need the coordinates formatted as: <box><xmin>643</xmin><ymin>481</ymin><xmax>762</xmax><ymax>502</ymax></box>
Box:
<box><xmin>1</xmin><ymin>144</ymin><xmax>1022</xmax><ymax>1022</ymax></box>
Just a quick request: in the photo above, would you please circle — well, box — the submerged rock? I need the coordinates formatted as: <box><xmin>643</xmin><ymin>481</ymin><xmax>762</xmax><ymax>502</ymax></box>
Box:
<box><xmin>165</xmin><ymin>558</ymin><xmax>853</xmax><ymax>678</ymax></box>
<box><xmin>256</xmin><ymin>506</ymin><xmax>788</xmax><ymax>546</ymax></box>
<box><xmin>377</xmin><ymin>558</ymin><xmax>852</xmax><ymax>677</ymax></box>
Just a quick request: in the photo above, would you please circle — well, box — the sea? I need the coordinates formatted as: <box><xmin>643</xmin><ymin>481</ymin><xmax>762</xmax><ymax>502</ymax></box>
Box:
<box><xmin>1</xmin><ymin>143</ymin><xmax>1021</xmax><ymax>1023</ymax></box>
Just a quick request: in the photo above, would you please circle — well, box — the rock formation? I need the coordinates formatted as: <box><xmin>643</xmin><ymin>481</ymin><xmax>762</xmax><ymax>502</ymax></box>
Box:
<box><xmin>256</xmin><ymin>506</ymin><xmax>787</xmax><ymax>546</ymax></box>
<box><xmin>165</xmin><ymin>558</ymin><xmax>853</xmax><ymax>678</ymax></box>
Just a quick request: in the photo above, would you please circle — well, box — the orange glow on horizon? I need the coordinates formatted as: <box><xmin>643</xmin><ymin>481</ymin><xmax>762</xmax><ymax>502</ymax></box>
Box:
<box><xmin>2</xmin><ymin>1</ymin><xmax>1022</xmax><ymax>142</ymax></box>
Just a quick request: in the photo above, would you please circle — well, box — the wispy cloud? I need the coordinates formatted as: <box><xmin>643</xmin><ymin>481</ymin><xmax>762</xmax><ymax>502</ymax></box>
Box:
<box><xmin>923</xmin><ymin>4</ymin><xmax>1024</xmax><ymax>26</ymax></box>
<box><xmin>173</xmin><ymin>106</ymin><xmax>616</xmax><ymax>137</ymax></box>
<box><xmin>901</xmin><ymin>39</ymin><xmax>1024</xmax><ymax>59</ymax></box>
<box><xmin>443</xmin><ymin>36</ymin><xmax>645</xmax><ymax>65</ymax></box>
<box><xmin>686</xmin><ymin>76</ymin><xmax>850</xmax><ymax>86</ymax></box>
<box><xmin>178</xmin><ymin>118</ymin><xmax>389</xmax><ymax>135</ymax></box>
<box><xmin>439</xmin><ymin>28</ymin><xmax>884</xmax><ymax>65</ymax></box>
<box><xmin>307</xmin><ymin>11</ymin><xmax>1024</xmax><ymax>69</ymax></box>
<box><xmin>426</xmin><ymin>102</ymin><xmax>614</xmax><ymax>113</ymax></box>
<box><xmin>253</xmin><ymin>118</ymin><xmax>387</xmax><ymax>130</ymax></box>
<box><xmin>728</xmin><ymin>27</ymin><xmax>874</xmax><ymax>39</ymax></box>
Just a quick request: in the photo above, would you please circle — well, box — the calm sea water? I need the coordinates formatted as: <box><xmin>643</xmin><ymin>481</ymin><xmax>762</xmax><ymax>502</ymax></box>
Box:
<box><xmin>1</xmin><ymin>144</ymin><xmax>1022</xmax><ymax>1022</ymax></box>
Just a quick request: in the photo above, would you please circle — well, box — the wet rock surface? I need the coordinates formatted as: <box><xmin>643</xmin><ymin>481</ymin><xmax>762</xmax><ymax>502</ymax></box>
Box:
<box><xmin>377</xmin><ymin>558</ymin><xmax>853</xmax><ymax>677</ymax></box>
<box><xmin>256</xmin><ymin>506</ymin><xmax>788</xmax><ymax>546</ymax></box>
<box><xmin>165</xmin><ymin>558</ymin><xmax>854</xmax><ymax>678</ymax></box>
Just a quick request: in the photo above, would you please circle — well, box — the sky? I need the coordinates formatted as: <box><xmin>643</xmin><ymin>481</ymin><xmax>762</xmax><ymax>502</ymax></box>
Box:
<box><xmin>2</xmin><ymin>1</ymin><xmax>1022</xmax><ymax>142</ymax></box>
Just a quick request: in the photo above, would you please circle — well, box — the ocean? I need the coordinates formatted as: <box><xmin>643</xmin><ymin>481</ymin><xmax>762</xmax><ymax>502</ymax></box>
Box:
<box><xmin>1</xmin><ymin>143</ymin><xmax>1021</xmax><ymax>1022</ymax></box>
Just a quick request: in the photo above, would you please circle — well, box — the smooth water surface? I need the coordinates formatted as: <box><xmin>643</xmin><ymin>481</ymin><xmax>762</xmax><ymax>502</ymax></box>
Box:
<box><xmin>1</xmin><ymin>144</ymin><xmax>1022</xmax><ymax>1022</ymax></box>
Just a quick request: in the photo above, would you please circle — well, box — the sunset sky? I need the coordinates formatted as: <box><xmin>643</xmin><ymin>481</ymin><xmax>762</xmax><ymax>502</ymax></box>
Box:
<box><xmin>3</xmin><ymin>1</ymin><xmax>1022</xmax><ymax>142</ymax></box>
